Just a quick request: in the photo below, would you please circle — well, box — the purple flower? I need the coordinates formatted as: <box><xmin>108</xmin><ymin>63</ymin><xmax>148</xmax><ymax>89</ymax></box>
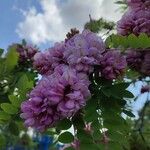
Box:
<box><xmin>99</xmin><ymin>50</ymin><xmax>127</xmax><ymax>80</ymax></box>
<box><xmin>141</xmin><ymin>51</ymin><xmax>150</xmax><ymax>75</ymax></box>
<box><xmin>64</xmin><ymin>30</ymin><xmax>105</xmax><ymax>74</ymax></box>
<box><xmin>126</xmin><ymin>50</ymin><xmax>150</xmax><ymax>76</ymax></box>
<box><xmin>127</xmin><ymin>0</ymin><xmax>150</xmax><ymax>10</ymax></box>
<box><xmin>117</xmin><ymin>9</ymin><xmax>150</xmax><ymax>36</ymax></box>
<box><xmin>33</xmin><ymin>42</ymin><xmax>66</xmax><ymax>75</ymax></box>
<box><xmin>9</xmin><ymin>43</ymin><xmax>38</xmax><ymax>62</ymax></box>
<box><xmin>126</xmin><ymin>50</ymin><xmax>143</xmax><ymax>71</ymax></box>
<box><xmin>21</xmin><ymin>68</ymin><xmax>91</xmax><ymax>132</ymax></box>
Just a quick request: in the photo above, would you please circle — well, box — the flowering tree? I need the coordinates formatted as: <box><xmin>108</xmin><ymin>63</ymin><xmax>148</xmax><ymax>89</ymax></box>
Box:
<box><xmin>0</xmin><ymin>0</ymin><xmax>150</xmax><ymax>150</ymax></box>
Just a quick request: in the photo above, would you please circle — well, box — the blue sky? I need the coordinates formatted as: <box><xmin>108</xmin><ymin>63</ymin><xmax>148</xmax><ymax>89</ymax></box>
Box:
<box><xmin>0</xmin><ymin>0</ymin><xmax>41</xmax><ymax>49</ymax></box>
<box><xmin>0</xmin><ymin>0</ymin><xmax>122</xmax><ymax>50</ymax></box>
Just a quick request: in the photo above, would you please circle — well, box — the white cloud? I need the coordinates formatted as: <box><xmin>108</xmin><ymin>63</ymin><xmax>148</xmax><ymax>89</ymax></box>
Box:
<box><xmin>16</xmin><ymin>0</ymin><xmax>122</xmax><ymax>45</ymax></box>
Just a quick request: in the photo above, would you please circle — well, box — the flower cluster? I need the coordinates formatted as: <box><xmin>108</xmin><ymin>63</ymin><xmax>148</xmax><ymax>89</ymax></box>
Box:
<box><xmin>9</xmin><ymin>43</ymin><xmax>38</xmax><ymax>62</ymax></box>
<box><xmin>126</xmin><ymin>50</ymin><xmax>150</xmax><ymax>76</ymax></box>
<box><xmin>33</xmin><ymin>42</ymin><xmax>65</xmax><ymax>75</ymax></box>
<box><xmin>127</xmin><ymin>0</ymin><xmax>150</xmax><ymax>11</ymax></box>
<box><xmin>21</xmin><ymin>29</ymin><xmax>127</xmax><ymax>131</ymax></box>
<box><xmin>99</xmin><ymin>50</ymin><xmax>127</xmax><ymax>80</ymax></box>
<box><xmin>64</xmin><ymin>30</ymin><xmax>105</xmax><ymax>74</ymax></box>
<box><xmin>117</xmin><ymin>0</ymin><xmax>150</xmax><ymax>36</ymax></box>
<box><xmin>21</xmin><ymin>67</ymin><xmax>91</xmax><ymax>131</ymax></box>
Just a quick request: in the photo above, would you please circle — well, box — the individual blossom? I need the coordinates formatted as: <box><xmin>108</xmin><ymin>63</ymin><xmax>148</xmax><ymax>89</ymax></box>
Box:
<box><xmin>99</xmin><ymin>50</ymin><xmax>127</xmax><ymax>80</ymax></box>
<box><xmin>127</xmin><ymin>0</ymin><xmax>150</xmax><ymax>11</ymax></box>
<box><xmin>21</xmin><ymin>68</ymin><xmax>91</xmax><ymax>132</ymax></box>
<box><xmin>64</xmin><ymin>29</ymin><xmax>105</xmax><ymax>74</ymax></box>
<box><xmin>117</xmin><ymin>9</ymin><xmax>150</xmax><ymax>36</ymax></box>
<box><xmin>33</xmin><ymin>42</ymin><xmax>66</xmax><ymax>75</ymax></box>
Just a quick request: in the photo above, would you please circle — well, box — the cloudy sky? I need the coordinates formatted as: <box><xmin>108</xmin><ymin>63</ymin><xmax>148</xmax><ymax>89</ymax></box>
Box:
<box><xmin>0</xmin><ymin>0</ymin><xmax>148</xmax><ymax>116</ymax></box>
<box><xmin>0</xmin><ymin>0</ymin><xmax>122</xmax><ymax>49</ymax></box>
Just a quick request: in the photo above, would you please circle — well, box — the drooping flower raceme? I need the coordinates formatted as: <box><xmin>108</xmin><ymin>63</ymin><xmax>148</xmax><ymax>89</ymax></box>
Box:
<box><xmin>117</xmin><ymin>9</ymin><xmax>150</xmax><ymax>36</ymax></box>
<box><xmin>64</xmin><ymin>30</ymin><xmax>105</xmax><ymax>74</ymax></box>
<box><xmin>99</xmin><ymin>50</ymin><xmax>127</xmax><ymax>80</ymax></box>
<box><xmin>127</xmin><ymin>0</ymin><xmax>150</xmax><ymax>10</ymax></box>
<box><xmin>21</xmin><ymin>67</ymin><xmax>91</xmax><ymax>131</ymax></box>
<box><xmin>33</xmin><ymin>42</ymin><xmax>66</xmax><ymax>75</ymax></box>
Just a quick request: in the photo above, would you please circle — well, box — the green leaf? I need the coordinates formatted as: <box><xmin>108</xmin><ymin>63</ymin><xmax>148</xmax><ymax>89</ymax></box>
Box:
<box><xmin>58</xmin><ymin>132</ymin><xmax>74</xmax><ymax>143</ymax></box>
<box><xmin>5</xmin><ymin>47</ymin><xmax>19</xmax><ymax>71</ymax></box>
<box><xmin>65</xmin><ymin>147</ymin><xmax>75</xmax><ymax>150</ymax></box>
<box><xmin>103</xmin><ymin>83</ymin><xmax>132</xmax><ymax>99</ymax></box>
<box><xmin>0</xmin><ymin>134</ymin><xmax>5</xmax><ymax>146</ymax></box>
<box><xmin>84</xmin><ymin>96</ymin><xmax>100</xmax><ymax>122</ymax></box>
<box><xmin>1</xmin><ymin>103</ymin><xmax>18</xmax><ymax>115</ymax></box>
<box><xmin>138</xmin><ymin>33</ymin><xmax>150</xmax><ymax>48</ymax></box>
<box><xmin>9</xmin><ymin>95</ymin><xmax>21</xmax><ymax>107</ymax></box>
<box><xmin>17</xmin><ymin>74</ymin><xmax>33</xmax><ymax>91</ymax></box>
<box><xmin>16</xmin><ymin>74</ymin><xmax>33</xmax><ymax>100</ymax></box>
<box><xmin>123</xmin><ymin>90</ymin><xmax>134</xmax><ymax>98</ymax></box>
<box><xmin>77</xmin><ymin>129</ymin><xmax>93</xmax><ymax>142</ymax></box>
<box><xmin>127</xmin><ymin>34</ymin><xmax>139</xmax><ymax>48</ymax></box>
<box><xmin>8</xmin><ymin>121</ymin><xmax>19</xmax><ymax>136</ymax></box>
<box><xmin>0</xmin><ymin>48</ymin><xmax>4</xmax><ymax>56</ymax></box>
<box><xmin>80</xmin><ymin>143</ymin><xmax>100</xmax><ymax>150</ymax></box>
<box><xmin>0</xmin><ymin>111</ymin><xmax>11</xmax><ymax>120</ymax></box>
<box><xmin>57</xmin><ymin>119</ymin><xmax>72</xmax><ymax>130</ymax></box>
<box><xmin>123</xmin><ymin>110</ymin><xmax>135</xmax><ymax>118</ymax></box>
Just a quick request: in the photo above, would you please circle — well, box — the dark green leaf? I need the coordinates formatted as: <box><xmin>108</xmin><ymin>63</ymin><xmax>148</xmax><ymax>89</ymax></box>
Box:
<box><xmin>77</xmin><ymin>129</ymin><xmax>93</xmax><ymax>142</ymax></box>
<box><xmin>65</xmin><ymin>147</ymin><xmax>75</xmax><ymax>150</ymax></box>
<box><xmin>8</xmin><ymin>121</ymin><xmax>19</xmax><ymax>136</ymax></box>
<box><xmin>123</xmin><ymin>90</ymin><xmax>134</xmax><ymax>98</ymax></box>
<box><xmin>58</xmin><ymin>132</ymin><xmax>74</xmax><ymax>143</ymax></box>
<box><xmin>123</xmin><ymin>110</ymin><xmax>135</xmax><ymax>117</ymax></box>
<box><xmin>0</xmin><ymin>134</ymin><xmax>5</xmax><ymax>146</ymax></box>
<box><xmin>0</xmin><ymin>49</ymin><xmax>4</xmax><ymax>56</ymax></box>
<box><xmin>57</xmin><ymin>119</ymin><xmax>72</xmax><ymax>130</ymax></box>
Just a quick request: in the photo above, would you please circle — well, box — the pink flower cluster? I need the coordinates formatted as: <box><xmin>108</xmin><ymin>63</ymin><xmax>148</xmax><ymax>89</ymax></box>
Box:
<box><xmin>117</xmin><ymin>0</ymin><xmax>150</xmax><ymax>36</ymax></box>
<box><xmin>21</xmin><ymin>30</ymin><xmax>127</xmax><ymax>131</ymax></box>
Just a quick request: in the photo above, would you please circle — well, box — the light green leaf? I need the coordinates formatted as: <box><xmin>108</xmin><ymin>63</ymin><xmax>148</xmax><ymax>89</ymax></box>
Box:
<box><xmin>9</xmin><ymin>95</ymin><xmax>21</xmax><ymax>107</ymax></box>
<box><xmin>0</xmin><ymin>111</ymin><xmax>11</xmax><ymax>120</ymax></box>
<box><xmin>1</xmin><ymin>103</ymin><xmax>18</xmax><ymax>115</ymax></box>
<box><xmin>5</xmin><ymin>47</ymin><xmax>19</xmax><ymax>71</ymax></box>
